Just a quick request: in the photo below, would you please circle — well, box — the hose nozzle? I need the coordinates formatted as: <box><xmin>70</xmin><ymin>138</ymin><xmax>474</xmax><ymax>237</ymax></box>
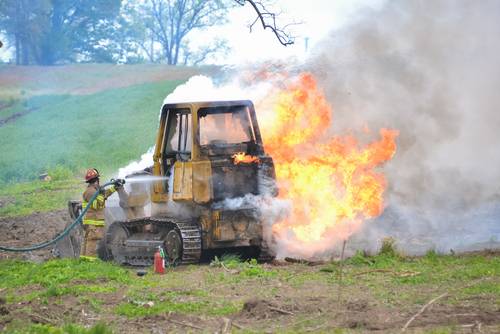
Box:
<box><xmin>110</xmin><ymin>178</ymin><xmax>126</xmax><ymax>189</ymax></box>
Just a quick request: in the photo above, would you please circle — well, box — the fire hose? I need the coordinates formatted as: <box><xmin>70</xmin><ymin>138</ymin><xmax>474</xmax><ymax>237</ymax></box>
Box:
<box><xmin>0</xmin><ymin>179</ymin><xmax>122</xmax><ymax>252</ymax></box>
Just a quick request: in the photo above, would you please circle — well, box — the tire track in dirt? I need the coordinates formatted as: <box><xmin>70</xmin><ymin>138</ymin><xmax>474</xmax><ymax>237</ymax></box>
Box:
<box><xmin>0</xmin><ymin>106</ymin><xmax>39</xmax><ymax>127</ymax></box>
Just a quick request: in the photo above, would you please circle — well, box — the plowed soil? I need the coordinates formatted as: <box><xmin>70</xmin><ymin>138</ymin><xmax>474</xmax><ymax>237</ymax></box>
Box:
<box><xmin>0</xmin><ymin>210</ymin><xmax>69</xmax><ymax>262</ymax></box>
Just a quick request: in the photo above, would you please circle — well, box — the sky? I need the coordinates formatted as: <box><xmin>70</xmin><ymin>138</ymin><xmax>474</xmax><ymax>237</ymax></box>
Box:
<box><xmin>0</xmin><ymin>0</ymin><xmax>387</xmax><ymax>64</ymax></box>
<box><xmin>195</xmin><ymin>0</ymin><xmax>387</xmax><ymax>64</ymax></box>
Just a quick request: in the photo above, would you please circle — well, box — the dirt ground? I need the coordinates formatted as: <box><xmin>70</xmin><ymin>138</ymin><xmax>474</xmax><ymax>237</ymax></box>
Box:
<box><xmin>0</xmin><ymin>212</ymin><xmax>499</xmax><ymax>333</ymax></box>
<box><xmin>1</xmin><ymin>262</ymin><xmax>499</xmax><ymax>333</ymax></box>
<box><xmin>0</xmin><ymin>210</ymin><xmax>69</xmax><ymax>262</ymax></box>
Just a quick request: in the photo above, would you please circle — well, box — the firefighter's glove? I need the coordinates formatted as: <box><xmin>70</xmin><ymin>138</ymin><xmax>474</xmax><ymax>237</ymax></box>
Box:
<box><xmin>113</xmin><ymin>178</ymin><xmax>125</xmax><ymax>190</ymax></box>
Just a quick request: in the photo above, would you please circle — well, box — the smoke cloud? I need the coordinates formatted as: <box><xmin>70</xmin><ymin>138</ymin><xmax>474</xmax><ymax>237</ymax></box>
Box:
<box><xmin>117</xmin><ymin>147</ymin><xmax>155</xmax><ymax>178</ymax></box>
<box><xmin>163</xmin><ymin>74</ymin><xmax>274</xmax><ymax>104</ymax></box>
<box><xmin>307</xmin><ymin>0</ymin><xmax>500</xmax><ymax>255</ymax></box>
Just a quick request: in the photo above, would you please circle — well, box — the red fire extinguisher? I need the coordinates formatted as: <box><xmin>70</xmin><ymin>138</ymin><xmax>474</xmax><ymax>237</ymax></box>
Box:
<box><xmin>154</xmin><ymin>246</ymin><xmax>165</xmax><ymax>274</ymax></box>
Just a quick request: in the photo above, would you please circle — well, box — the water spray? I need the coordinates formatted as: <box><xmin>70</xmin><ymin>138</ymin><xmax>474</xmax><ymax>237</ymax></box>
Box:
<box><xmin>124</xmin><ymin>175</ymin><xmax>168</xmax><ymax>184</ymax></box>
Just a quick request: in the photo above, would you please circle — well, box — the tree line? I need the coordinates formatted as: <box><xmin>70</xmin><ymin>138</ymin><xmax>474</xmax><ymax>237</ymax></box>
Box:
<box><xmin>0</xmin><ymin>0</ymin><xmax>230</xmax><ymax>66</ymax></box>
<box><xmin>0</xmin><ymin>0</ymin><xmax>295</xmax><ymax>66</ymax></box>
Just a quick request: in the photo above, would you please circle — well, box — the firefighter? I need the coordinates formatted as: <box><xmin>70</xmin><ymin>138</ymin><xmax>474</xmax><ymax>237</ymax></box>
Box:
<box><xmin>81</xmin><ymin>168</ymin><xmax>123</xmax><ymax>259</ymax></box>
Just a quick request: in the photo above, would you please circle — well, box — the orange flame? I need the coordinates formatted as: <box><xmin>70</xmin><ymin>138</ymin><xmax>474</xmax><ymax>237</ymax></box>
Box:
<box><xmin>259</xmin><ymin>73</ymin><xmax>398</xmax><ymax>251</ymax></box>
<box><xmin>232</xmin><ymin>152</ymin><xmax>261</xmax><ymax>165</ymax></box>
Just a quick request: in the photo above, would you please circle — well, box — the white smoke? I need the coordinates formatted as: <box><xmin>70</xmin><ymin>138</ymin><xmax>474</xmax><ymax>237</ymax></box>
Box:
<box><xmin>213</xmin><ymin>193</ymin><xmax>292</xmax><ymax>255</ymax></box>
<box><xmin>307</xmin><ymin>0</ymin><xmax>500</xmax><ymax>255</ymax></box>
<box><xmin>163</xmin><ymin>74</ymin><xmax>273</xmax><ymax>104</ymax></box>
<box><xmin>117</xmin><ymin>147</ymin><xmax>155</xmax><ymax>179</ymax></box>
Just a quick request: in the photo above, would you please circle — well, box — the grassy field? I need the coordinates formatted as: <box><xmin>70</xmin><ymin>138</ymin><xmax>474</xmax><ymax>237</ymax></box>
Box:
<box><xmin>0</xmin><ymin>64</ymin><xmax>211</xmax><ymax>217</ymax></box>
<box><xmin>0</xmin><ymin>79</ymin><xmax>181</xmax><ymax>183</ymax></box>
<box><xmin>0</xmin><ymin>177</ymin><xmax>81</xmax><ymax>218</ymax></box>
<box><xmin>0</xmin><ymin>64</ymin><xmax>216</xmax><ymax>183</ymax></box>
<box><xmin>0</xmin><ymin>250</ymin><xmax>499</xmax><ymax>333</ymax></box>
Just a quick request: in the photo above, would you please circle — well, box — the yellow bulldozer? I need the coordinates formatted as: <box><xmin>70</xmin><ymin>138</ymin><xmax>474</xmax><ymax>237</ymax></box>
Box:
<box><xmin>62</xmin><ymin>100</ymin><xmax>278</xmax><ymax>266</ymax></box>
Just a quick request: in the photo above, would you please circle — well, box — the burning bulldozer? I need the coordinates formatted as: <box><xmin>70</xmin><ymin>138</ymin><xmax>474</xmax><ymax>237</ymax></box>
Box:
<box><xmin>59</xmin><ymin>100</ymin><xmax>278</xmax><ymax>266</ymax></box>
<box><xmin>55</xmin><ymin>73</ymin><xmax>398</xmax><ymax>264</ymax></box>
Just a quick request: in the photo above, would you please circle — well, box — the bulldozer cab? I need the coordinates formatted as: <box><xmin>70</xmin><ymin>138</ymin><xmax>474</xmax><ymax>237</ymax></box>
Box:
<box><xmin>164</xmin><ymin>108</ymin><xmax>192</xmax><ymax>162</ymax></box>
<box><xmin>197</xmin><ymin>104</ymin><xmax>263</xmax><ymax>157</ymax></box>
<box><xmin>151</xmin><ymin>100</ymin><xmax>265</xmax><ymax>203</ymax></box>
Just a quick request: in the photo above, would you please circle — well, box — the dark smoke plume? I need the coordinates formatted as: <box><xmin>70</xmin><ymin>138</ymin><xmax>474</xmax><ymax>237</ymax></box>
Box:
<box><xmin>308</xmin><ymin>0</ymin><xmax>500</xmax><ymax>254</ymax></box>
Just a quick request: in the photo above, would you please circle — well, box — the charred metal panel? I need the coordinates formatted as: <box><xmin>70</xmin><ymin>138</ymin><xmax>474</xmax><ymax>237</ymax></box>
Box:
<box><xmin>211</xmin><ymin>159</ymin><xmax>259</xmax><ymax>201</ymax></box>
<box><xmin>212</xmin><ymin>209</ymin><xmax>262</xmax><ymax>245</ymax></box>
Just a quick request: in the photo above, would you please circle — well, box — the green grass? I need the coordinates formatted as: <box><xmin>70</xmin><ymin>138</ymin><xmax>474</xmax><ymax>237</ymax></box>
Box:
<box><xmin>210</xmin><ymin>255</ymin><xmax>278</xmax><ymax>279</ymax></box>
<box><xmin>42</xmin><ymin>283</ymin><xmax>117</xmax><ymax>299</ymax></box>
<box><xmin>0</xmin><ymin>98</ymin><xmax>23</xmax><ymax>119</ymax></box>
<box><xmin>0</xmin><ymin>258</ymin><xmax>131</xmax><ymax>289</ymax></box>
<box><xmin>115</xmin><ymin>296</ymin><xmax>239</xmax><ymax>317</ymax></box>
<box><xmin>363</xmin><ymin>251</ymin><xmax>500</xmax><ymax>287</ymax></box>
<box><xmin>0</xmin><ymin>79</ymin><xmax>183</xmax><ymax>183</ymax></box>
<box><xmin>116</xmin><ymin>286</ymin><xmax>240</xmax><ymax>317</ymax></box>
<box><xmin>325</xmin><ymin>249</ymin><xmax>500</xmax><ymax>307</ymax></box>
<box><xmin>79</xmin><ymin>296</ymin><xmax>104</xmax><ymax>313</ymax></box>
<box><xmin>0</xmin><ymin>174</ymin><xmax>81</xmax><ymax>217</ymax></box>
<box><xmin>3</xmin><ymin>322</ymin><xmax>113</xmax><ymax>334</ymax></box>
<box><xmin>8</xmin><ymin>284</ymin><xmax>117</xmax><ymax>304</ymax></box>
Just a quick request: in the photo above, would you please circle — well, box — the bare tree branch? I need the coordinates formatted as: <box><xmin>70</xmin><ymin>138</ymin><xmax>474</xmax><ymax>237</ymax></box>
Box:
<box><xmin>235</xmin><ymin>0</ymin><xmax>296</xmax><ymax>46</ymax></box>
<box><xmin>183</xmin><ymin>38</ymin><xmax>228</xmax><ymax>66</ymax></box>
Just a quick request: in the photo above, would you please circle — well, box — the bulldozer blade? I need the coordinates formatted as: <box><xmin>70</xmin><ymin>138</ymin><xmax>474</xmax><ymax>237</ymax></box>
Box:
<box><xmin>53</xmin><ymin>200</ymin><xmax>84</xmax><ymax>258</ymax></box>
<box><xmin>53</xmin><ymin>224</ymin><xmax>84</xmax><ymax>258</ymax></box>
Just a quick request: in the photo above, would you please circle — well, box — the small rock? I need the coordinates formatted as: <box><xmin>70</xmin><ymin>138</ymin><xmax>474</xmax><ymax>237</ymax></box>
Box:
<box><xmin>144</xmin><ymin>301</ymin><xmax>154</xmax><ymax>308</ymax></box>
<box><xmin>136</xmin><ymin>270</ymin><xmax>147</xmax><ymax>277</ymax></box>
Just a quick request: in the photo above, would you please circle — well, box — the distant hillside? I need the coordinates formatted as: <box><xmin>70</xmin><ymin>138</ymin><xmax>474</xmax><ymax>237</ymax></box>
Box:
<box><xmin>0</xmin><ymin>64</ymin><xmax>217</xmax><ymax>98</ymax></box>
<box><xmin>0</xmin><ymin>64</ymin><xmax>216</xmax><ymax>183</ymax></box>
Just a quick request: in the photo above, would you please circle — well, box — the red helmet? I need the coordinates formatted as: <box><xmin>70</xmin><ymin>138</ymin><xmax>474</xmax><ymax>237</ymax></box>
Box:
<box><xmin>85</xmin><ymin>168</ymin><xmax>100</xmax><ymax>182</ymax></box>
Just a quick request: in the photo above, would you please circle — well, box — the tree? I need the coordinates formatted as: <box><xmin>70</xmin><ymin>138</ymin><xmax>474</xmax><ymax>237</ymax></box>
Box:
<box><xmin>111</xmin><ymin>2</ymin><xmax>158</xmax><ymax>63</ymax></box>
<box><xmin>181</xmin><ymin>38</ymin><xmax>228</xmax><ymax>65</ymax></box>
<box><xmin>0</xmin><ymin>0</ymin><xmax>49</xmax><ymax>65</ymax></box>
<box><xmin>0</xmin><ymin>0</ymin><xmax>121</xmax><ymax>65</ymax></box>
<box><xmin>141</xmin><ymin>0</ymin><xmax>229</xmax><ymax>65</ymax></box>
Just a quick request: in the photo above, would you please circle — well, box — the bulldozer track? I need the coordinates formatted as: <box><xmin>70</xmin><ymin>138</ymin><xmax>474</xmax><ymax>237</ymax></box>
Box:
<box><xmin>109</xmin><ymin>217</ymin><xmax>201</xmax><ymax>266</ymax></box>
<box><xmin>151</xmin><ymin>218</ymin><xmax>202</xmax><ymax>264</ymax></box>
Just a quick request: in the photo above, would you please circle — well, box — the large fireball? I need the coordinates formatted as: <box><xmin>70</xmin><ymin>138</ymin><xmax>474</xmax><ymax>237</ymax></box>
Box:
<box><xmin>258</xmin><ymin>73</ymin><xmax>398</xmax><ymax>256</ymax></box>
